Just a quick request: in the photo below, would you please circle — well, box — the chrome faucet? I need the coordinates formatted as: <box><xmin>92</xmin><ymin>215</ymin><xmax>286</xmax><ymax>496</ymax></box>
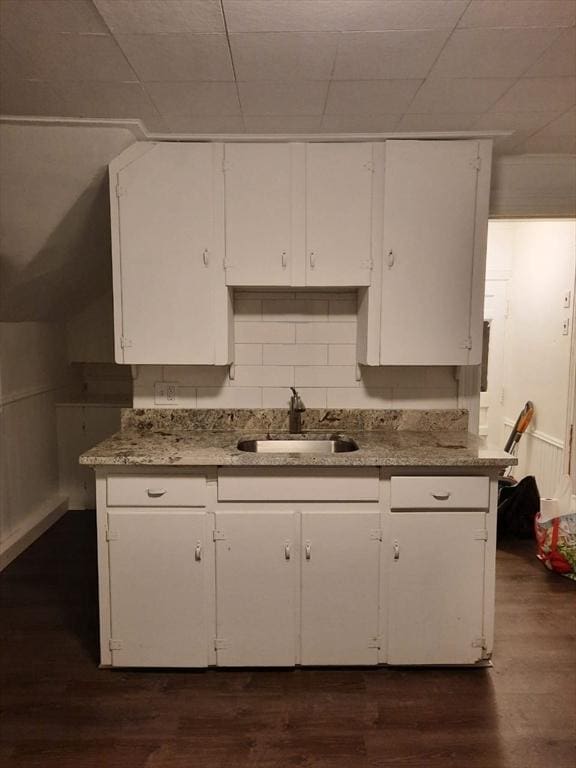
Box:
<box><xmin>289</xmin><ymin>387</ymin><xmax>306</xmax><ymax>434</ymax></box>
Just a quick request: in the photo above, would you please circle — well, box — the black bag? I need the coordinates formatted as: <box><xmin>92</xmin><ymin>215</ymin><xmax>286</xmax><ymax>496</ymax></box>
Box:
<box><xmin>497</xmin><ymin>475</ymin><xmax>540</xmax><ymax>540</ymax></box>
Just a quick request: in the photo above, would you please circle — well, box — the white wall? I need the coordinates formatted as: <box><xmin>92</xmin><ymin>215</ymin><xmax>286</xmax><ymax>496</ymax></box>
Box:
<box><xmin>133</xmin><ymin>289</ymin><xmax>458</xmax><ymax>410</ymax></box>
<box><xmin>0</xmin><ymin>321</ymin><xmax>70</xmax><ymax>568</ymax></box>
<box><xmin>486</xmin><ymin>220</ymin><xmax>576</xmax><ymax>495</ymax></box>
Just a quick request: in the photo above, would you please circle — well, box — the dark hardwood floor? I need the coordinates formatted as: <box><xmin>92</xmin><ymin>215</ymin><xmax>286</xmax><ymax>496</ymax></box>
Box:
<box><xmin>0</xmin><ymin>511</ymin><xmax>574</xmax><ymax>768</ymax></box>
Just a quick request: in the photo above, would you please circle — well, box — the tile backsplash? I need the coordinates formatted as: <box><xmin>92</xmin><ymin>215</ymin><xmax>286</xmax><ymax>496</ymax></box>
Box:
<box><xmin>133</xmin><ymin>289</ymin><xmax>459</xmax><ymax>410</ymax></box>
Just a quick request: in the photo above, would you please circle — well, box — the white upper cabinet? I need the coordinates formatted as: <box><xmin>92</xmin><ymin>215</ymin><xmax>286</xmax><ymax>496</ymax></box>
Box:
<box><xmin>110</xmin><ymin>142</ymin><xmax>231</xmax><ymax>365</ymax></box>
<box><xmin>223</xmin><ymin>143</ymin><xmax>294</xmax><ymax>286</ymax></box>
<box><xmin>378</xmin><ymin>140</ymin><xmax>490</xmax><ymax>366</ymax></box>
<box><xmin>306</xmin><ymin>143</ymin><xmax>374</xmax><ymax>287</ymax></box>
<box><xmin>223</xmin><ymin>142</ymin><xmax>376</xmax><ymax>288</ymax></box>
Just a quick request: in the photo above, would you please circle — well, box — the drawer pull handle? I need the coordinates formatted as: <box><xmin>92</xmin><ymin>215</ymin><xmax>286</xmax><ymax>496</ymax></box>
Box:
<box><xmin>431</xmin><ymin>491</ymin><xmax>451</xmax><ymax>500</ymax></box>
<box><xmin>393</xmin><ymin>540</ymin><xmax>400</xmax><ymax>560</ymax></box>
<box><xmin>195</xmin><ymin>543</ymin><xmax>202</xmax><ymax>562</ymax></box>
<box><xmin>281</xmin><ymin>251</ymin><xmax>287</xmax><ymax>269</ymax></box>
<box><xmin>146</xmin><ymin>488</ymin><xmax>167</xmax><ymax>498</ymax></box>
<box><xmin>284</xmin><ymin>542</ymin><xmax>291</xmax><ymax>560</ymax></box>
<box><xmin>309</xmin><ymin>251</ymin><xmax>316</xmax><ymax>269</ymax></box>
<box><xmin>305</xmin><ymin>542</ymin><xmax>311</xmax><ymax>560</ymax></box>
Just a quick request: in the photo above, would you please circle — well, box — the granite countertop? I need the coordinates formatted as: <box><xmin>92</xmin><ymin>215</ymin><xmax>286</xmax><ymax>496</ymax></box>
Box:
<box><xmin>80</xmin><ymin>408</ymin><xmax>516</xmax><ymax>469</ymax></box>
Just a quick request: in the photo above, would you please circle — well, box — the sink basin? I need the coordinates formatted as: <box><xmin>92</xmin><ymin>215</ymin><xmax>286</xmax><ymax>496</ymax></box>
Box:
<box><xmin>236</xmin><ymin>437</ymin><xmax>359</xmax><ymax>454</ymax></box>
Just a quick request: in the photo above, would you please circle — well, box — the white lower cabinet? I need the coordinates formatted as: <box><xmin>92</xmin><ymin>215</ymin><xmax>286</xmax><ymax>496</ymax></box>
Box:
<box><xmin>107</xmin><ymin>509</ymin><xmax>209</xmax><ymax>668</ymax></box>
<box><xmin>301</xmin><ymin>512</ymin><xmax>381</xmax><ymax>665</ymax></box>
<box><xmin>214</xmin><ymin>512</ymin><xmax>298</xmax><ymax>667</ymax></box>
<box><xmin>387</xmin><ymin>511</ymin><xmax>486</xmax><ymax>665</ymax></box>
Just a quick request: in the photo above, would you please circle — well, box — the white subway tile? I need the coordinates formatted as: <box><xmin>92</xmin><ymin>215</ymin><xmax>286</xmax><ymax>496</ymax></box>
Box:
<box><xmin>262</xmin><ymin>387</ymin><xmax>328</xmax><ymax>408</ymax></box>
<box><xmin>132</xmin><ymin>384</ymin><xmax>158</xmax><ymax>408</ymax></box>
<box><xmin>164</xmin><ymin>365</ymin><xmax>229</xmax><ymax>387</ymax></box>
<box><xmin>329</xmin><ymin>298</ymin><xmax>357</xmax><ymax>322</ymax></box>
<box><xmin>296</xmin><ymin>387</ymin><xmax>328</xmax><ymax>408</ymax></box>
<box><xmin>262</xmin><ymin>298</ymin><xmax>329</xmax><ymax>322</ymax></box>
<box><xmin>392</xmin><ymin>388</ymin><xmax>458</xmax><ymax>409</ymax></box>
<box><xmin>197</xmin><ymin>387</ymin><xmax>262</xmax><ymax>408</ymax></box>
<box><xmin>132</xmin><ymin>365</ymin><xmax>163</xmax><ymax>385</ymax></box>
<box><xmin>363</xmin><ymin>366</ymin><xmax>457</xmax><ymax>388</ymax></box>
<box><xmin>231</xmin><ymin>365</ymin><xmax>294</xmax><ymax>388</ymax></box>
<box><xmin>295</xmin><ymin>365</ymin><xmax>358</xmax><ymax>387</ymax></box>
<box><xmin>296</xmin><ymin>322</ymin><xmax>356</xmax><ymax>344</ymax></box>
<box><xmin>328</xmin><ymin>344</ymin><xmax>357</xmax><ymax>366</ymax></box>
<box><xmin>234</xmin><ymin>298</ymin><xmax>262</xmax><ymax>320</ymax></box>
<box><xmin>263</xmin><ymin>344</ymin><xmax>328</xmax><ymax>366</ymax></box>
<box><xmin>234</xmin><ymin>343</ymin><xmax>263</xmax><ymax>365</ymax></box>
<box><xmin>236</xmin><ymin>289</ymin><xmax>296</xmax><ymax>300</ymax></box>
<box><xmin>173</xmin><ymin>386</ymin><xmax>198</xmax><ymax>408</ymax></box>
<box><xmin>326</xmin><ymin>387</ymin><xmax>393</xmax><ymax>408</ymax></box>
<box><xmin>235</xmin><ymin>321</ymin><xmax>296</xmax><ymax>344</ymax></box>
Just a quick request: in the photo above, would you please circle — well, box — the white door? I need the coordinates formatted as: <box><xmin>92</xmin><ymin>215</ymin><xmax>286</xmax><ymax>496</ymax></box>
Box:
<box><xmin>387</xmin><ymin>511</ymin><xmax>486</xmax><ymax>665</ymax></box>
<box><xmin>107</xmin><ymin>510</ymin><xmax>209</xmax><ymax>667</ymax></box>
<box><xmin>480</xmin><ymin>280</ymin><xmax>508</xmax><ymax>444</ymax></box>
<box><xmin>306</xmin><ymin>143</ymin><xmax>373</xmax><ymax>286</ymax></box>
<box><xmin>224</xmin><ymin>143</ymin><xmax>293</xmax><ymax>286</ymax></box>
<box><xmin>215</xmin><ymin>512</ymin><xmax>297</xmax><ymax>666</ymax></box>
<box><xmin>301</xmin><ymin>512</ymin><xmax>380</xmax><ymax>665</ymax></box>
<box><xmin>380</xmin><ymin>140</ymin><xmax>481</xmax><ymax>364</ymax></box>
<box><xmin>116</xmin><ymin>143</ymin><xmax>220</xmax><ymax>364</ymax></box>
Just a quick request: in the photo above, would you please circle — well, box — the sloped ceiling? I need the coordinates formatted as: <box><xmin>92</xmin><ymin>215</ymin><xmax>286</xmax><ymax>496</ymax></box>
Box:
<box><xmin>0</xmin><ymin>0</ymin><xmax>574</xmax><ymax>154</ymax></box>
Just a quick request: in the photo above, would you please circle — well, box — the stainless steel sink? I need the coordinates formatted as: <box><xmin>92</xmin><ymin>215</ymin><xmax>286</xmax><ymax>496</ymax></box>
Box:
<box><xmin>236</xmin><ymin>437</ymin><xmax>358</xmax><ymax>454</ymax></box>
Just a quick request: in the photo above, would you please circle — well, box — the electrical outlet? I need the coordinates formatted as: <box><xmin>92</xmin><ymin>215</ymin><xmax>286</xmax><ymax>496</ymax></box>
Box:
<box><xmin>563</xmin><ymin>290</ymin><xmax>571</xmax><ymax>308</ymax></box>
<box><xmin>562</xmin><ymin>318</ymin><xmax>570</xmax><ymax>336</ymax></box>
<box><xmin>154</xmin><ymin>382</ymin><xmax>178</xmax><ymax>404</ymax></box>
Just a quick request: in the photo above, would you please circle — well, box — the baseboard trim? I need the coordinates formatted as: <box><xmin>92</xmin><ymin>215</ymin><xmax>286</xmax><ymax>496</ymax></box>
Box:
<box><xmin>0</xmin><ymin>496</ymin><xmax>69</xmax><ymax>571</ymax></box>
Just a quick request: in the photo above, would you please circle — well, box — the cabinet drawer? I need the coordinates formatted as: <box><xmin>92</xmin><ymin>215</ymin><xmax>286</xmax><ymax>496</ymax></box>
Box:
<box><xmin>390</xmin><ymin>476</ymin><xmax>489</xmax><ymax>510</ymax></box>
<box><xmin>107</xmin><ymin>475</ymin><xmax>207</xmax><ymax>508</ymax></box>
<box><xmin>218</xmin><ymin>468</ymin><xmax>379</xmax><ymax>502</ymax></box>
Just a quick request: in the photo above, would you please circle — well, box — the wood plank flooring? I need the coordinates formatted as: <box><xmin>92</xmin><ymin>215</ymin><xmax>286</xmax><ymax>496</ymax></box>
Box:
<box><xmin>0</xmin><ymin>511</ymin><xmax>574</xmax><ymax>768</ymax></box>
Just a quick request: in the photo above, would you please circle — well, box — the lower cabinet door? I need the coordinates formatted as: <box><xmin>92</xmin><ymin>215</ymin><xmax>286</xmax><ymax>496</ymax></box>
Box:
<box><xmin>107</xmin><ymin>510</ymin><xmax>209</xmax><ymax>667</ymax></box>
<box><xmin>301</xmin><ymin>511</ymin><xmax>380</xmax><ymax>665</ymax></box>
<box><xmin>215</xmin><ymin>512</ymin><xmax>297</xmax><ymax>666</ymax></box>
<box><xmin>387</xmin><ymin>512</ymin><xmax>486</xmax><ymax>665</ymax></box>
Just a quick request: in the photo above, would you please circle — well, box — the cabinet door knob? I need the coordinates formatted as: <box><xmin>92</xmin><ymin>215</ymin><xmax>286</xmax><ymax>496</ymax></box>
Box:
<box><xmin>387</xmin><ymin>249</ymin><xmax>395</xmax><ymax>268</ymax></box>
<box><xmin>281</xmin><ymin>251</ymin><xmax>287</xmax><ymax>269</ymax></box>
<box><xmin>202</xmin><ymin>248</ymin><xmax>209</xmax><ymax>267</ymax></box>
<box><xmin>309</xmin><ymin>251</ymin><xmax>316</xmax><ymax>269</ymax></box>
<box><xmin>284</xmin><ymin>542</ymin><xmax>291</xmax><ymax>560</ymax></box>
<box><xmin>305</xmin><ymin>541</ymin><xmax>312</xmax><ymax>560</ymax></box>
<box><xmin>393</xmin><ymin>540</ymin><xmax>400</xmax><ymax>560</ymax></box>
<box><xmin>195</xmin><ymin>543</ymin><xmax>202</xmax><ymax>561</ymax></box>
<box><xmin>146</xmin><ymin>488</ymin><xmax>166</xmax><ymax>497</ymax></box>
<box><xmin>431</xmin><ymin>491</ymin><xmax>451</xmax><ymax>500</ymax></box>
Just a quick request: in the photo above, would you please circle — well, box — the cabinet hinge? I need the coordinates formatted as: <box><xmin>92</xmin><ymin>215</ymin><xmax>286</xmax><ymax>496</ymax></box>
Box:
<box><xmin>461</xmin><ymin>337</ymin><xmax>473</xmax><ymax>350</ymax></box>
<box><xmin>363</xmin><ymin>161</ymin><xmax>375</xmax><ymax>172</ymax></box>
<box><xmin>109</xmin><ymin>639</ymin><xmax>122</xmax><ymax>651</ymax></box>
<box><xmin>369</xmin><ymin>529</ymin><xmax>383</xmax><ymax>541</ymax></box>
<box><xmin>473</xmin><ymin>529</ymin><xmax>488</xmax><ymax>541</ymax></box>
<box><xmin>472</xmin><ymin>637</ymin><xmax>486</xmax><ymax>649</ymax></box>
<box><xmin>368</xmin><ymin>636</ymin><xmax>382</xmax><ymax>649</ymax></box>
<box><xmin>106</xmin><ymin>529</ymin><xmax>118</xmax><ymax>541</ymax></box>
<box><xmin>213</xmin><ymin>530</ymin><xmax>226</xmax><ymax>541</ymax></box>
<box><xmin>115</xmin><ymin>184</ymin><xmax>126</xmax><ymax>198</ymax></box>
<box><xmin>214</xmin><ymin>638</ymin><xmax>228</xmax><ymax>650</ymax></box>
<box><xmin>361</xmin><ymin>257</ymin><xmax>374</xmax><ymax>270</ymax></box>
<box><xmin>221</xmin><ymin>158</ymin><xmax>231</xmax><ymax>173</ymax></box>
<box><xmin>469</xmin><ymin>157</ymin><xmax>482</xmax><ymax>172</ymax></box>
<box><xmin>120</xmin><ymin>336</ymin><xmax>132</xmax><ymax>350</ymax></box>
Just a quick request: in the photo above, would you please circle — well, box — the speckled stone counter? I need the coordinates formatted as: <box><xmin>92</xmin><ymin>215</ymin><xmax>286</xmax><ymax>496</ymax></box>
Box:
<box><xmin>80</xmin><ymin>409</ymin><xmax>515</xmax><ymax>469</ymax></box>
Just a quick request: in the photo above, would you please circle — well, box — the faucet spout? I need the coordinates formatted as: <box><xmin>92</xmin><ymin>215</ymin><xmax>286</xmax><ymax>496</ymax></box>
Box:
<box><xmin>288</xmin><ymin>387</ymin><xmax>306</xmax><ymax>434</ymax></box>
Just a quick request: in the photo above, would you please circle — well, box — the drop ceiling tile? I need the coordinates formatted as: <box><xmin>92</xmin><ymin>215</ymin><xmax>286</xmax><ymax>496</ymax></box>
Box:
<box><xmin>0</xmin><ymin>0</ymin><xmax>107</xmax><ymax>34</ymax></box>
<box><xmin>243</xmin><ymin>115</ymin><xmax>323</xmax><ymax>132</ymax></box>
<box><xmin>525</xmin><ymin>28</ymin><xmax>576</xmax><ymax>78</ymax></box>
<box><xmin>490</xmin><ymin>77</ymin><xmax>576</xmax><ymax>113</ymax></box>
<box><xmin>223</xmin><ymin>1</ymin><xmax>468</xmax><ymax>32</ymax></box>
<box><xmin>21</xmin><ymin>33</ymin><xmax>137</xmax><ymax>81</ymax></box>
<box><xmin>94</xmin><ymin>0</ymin><xmax>225</xmax><ymax>33</ymax></box>
<box><xmin>0</xmin><ymin>79</ymin><xmax>66</xmax><ymax>115</ymax></box>
<box><xmin>0</xmin><ymin>37</ymin><xmax>40</xmax><ymax>80</ymax></box>
<box><xmin>458</xmin><ymin>0</ymin><xmax>576</xmax><ymax>28</ymax></box>
<box><xmin>431</xmin><ymin>28</ymin><xmax>561</xmax><ymax>79</ymax></box>
<box><xmin>145</xmin><ymin>81</ymin><xmax>241</xmax><ymax>116</ymax></box>
<box><xmin>115</xmin><ymin>33</ymin><xmax>234</xmax><ymax>82</ymax></box>
<box><xmin>407</xmin><ymin>78</ymin><xmax>515</xmax><ymax>113</ymax></box>
<box><xmin>325</xmin><ymin>79</ymin><xmax>422</xmax><ymax>114</ymax></box>
<box><xmin>396</xmin><ymin>113</ymin><xmax>481</xmax><ymax>131</ymax></box>
<box><xmin>320</xmin><ymin>114</ymin><xmax>401</xmax><ymax>131</ymax></box>
<box><xmin>230</xmin><ymin>33</ymin><xmax>337</xmax><ymax>81</ymax></box>
<box><xmin>144</xmin><ymin>115</ymin><xmax>246</xmax><ymax>133</ymax></box>
<box><xmin>52</xmin><ymin>81</ymin><xmax>159</xmax><ymax>119</ymax></box>
<box><xmin>239</xmin><ymin>81</ymin><xmax>328</xmax><ymax>115</ymax></box>
<box><xmin>333</xmin><ymin>30</ymin><xmax>450</xmax><ymax>80</ymax></box>
<box><xmin>537</xmin><ymin>107</ymin><xmax>576</xmax><ymax>136</ymax></box>
<box><xmin>471</xmin><ymin>111</ymin><xmax>560</xmax><ymax>132</ymax></box>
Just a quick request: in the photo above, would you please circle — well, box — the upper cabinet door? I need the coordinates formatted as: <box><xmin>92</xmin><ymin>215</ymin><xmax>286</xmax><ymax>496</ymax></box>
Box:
<box><xmin>306</xmin><ymin>143</ymin><xmax>374</xmax><ymax>287</ymax></box>
<box><xmin>113</xmin><ymin>143</ymin><xmax>225</xmax><ymax>365</ymax></box>
<box><xmin>380</xmin><ymin>140</ymin><xmax>484</xmax><ymax>365</ymax></box>
<box><xmin>224</xmin><ymin>143</ymin><xmax>294</xmax><ymax>286</ymax></box>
